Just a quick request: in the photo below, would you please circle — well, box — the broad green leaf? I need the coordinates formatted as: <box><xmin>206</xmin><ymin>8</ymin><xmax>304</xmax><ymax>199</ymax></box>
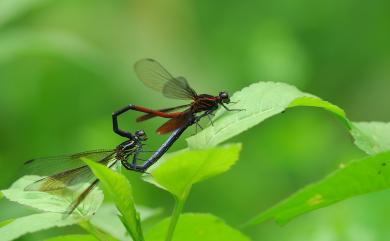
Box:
<box><xmin>91</xmin><ymin>203</ymin><xmax>162</xmax><ymax>241</ymax></box>
<box><xmin>84</xmin><ymin>159</ymin><xmax>144</xmax><ymax>241</ymax></box>
<box><xmin>0</xmin><ymin>212</ymin><xmax>84</xmax><ymax>241</ymax></box>
<box><xmin>0</xmin><ymin>191</ymin><xmax>3</xmax><ymax>200</ymax></box>
<box><xmin>1</xmin><ymin>175</ymin><xmax>103</xmax><ymax>216</ymax></box>
<box><xmin>351</xmin><ymin>122</ymin><xmax>390</xmax><ymax>155</ymax></box>
<box><xmin>144</xmin><ymin>143</ymin><xmax>242</xmax><ymax>199</ymax></box>
<box><xmin>187</xmin><ymin>82</ymin><xmax>311</xmax><ymax>148</ymax></box>
<box><xmin>146</xmin><ymin>213</ymin><xmax>251</xmax><ymax>241</ymax></box>
<box><xmin>244</xmin><ymin>151</ymin><xmax>390</xmax><ymax>226</ymax></box>
<box><xmin>44</xmin><ymin>234</ymin><xmax>99</xmax><ymax>241</ymax></box>
<box><xmin>186</xmin><ymin>81</ymin><xmax>390</xmax><ymax>155</ymax></box>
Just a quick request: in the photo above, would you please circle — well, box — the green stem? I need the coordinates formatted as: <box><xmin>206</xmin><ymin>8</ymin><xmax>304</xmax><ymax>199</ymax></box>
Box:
<box><xmin>165</xmin><ymin>190</ymin><xmax>190</xmax><ymax>241</ymax></box>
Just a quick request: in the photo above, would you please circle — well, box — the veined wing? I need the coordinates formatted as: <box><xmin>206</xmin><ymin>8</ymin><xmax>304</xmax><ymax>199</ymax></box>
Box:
<box><xmin>65</xmin><ymin>152</ymin><xmax>119</xmax><ymax>216</ymax></box>
<box><xmin>24</xmin><ymin>149</ymin><xmax>114</xmax><ymax>176</ymax></box>
<box><xmin>134</xmin><ymin>58</ymin><xmax>197</xmax><ymax>100</ymax></box>
<box><xmin>24</xmin><ymin>150</ymin><xmax>116</xmax><ymax>192</ymax></box>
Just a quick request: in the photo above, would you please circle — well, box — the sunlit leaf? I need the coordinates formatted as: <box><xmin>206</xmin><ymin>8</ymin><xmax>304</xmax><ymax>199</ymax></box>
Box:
<box><xmin>0</xmin><ymin>212</ymin><xmax>84</xmax><ymax>241</ymax></box>
<box><xmin>146</xmin><ymin>213</ymin><xmax>251</xmax><ymax>241</ymax></box>
<box><xmin>44</xmin><ymin>234</ymin><xmax>100</xmax><ymax>241</ymax></box>
<box><xmin>84</xmin><ymin>159</ymin><xmax>144</xmax><ymax>241</ymax></box>
<box><xmin>244</xmin><ymin>151</ymin><xmax>390</xmax><ymax>226</ymax></box>
<box><xmin>144</xmin><ymin>143</ymin><xmax>242</xmax><ymax>199</ymax></box>
<box><xmin>1</xmin><ymin>175</ymin><xmax>103</xmax><ymax>216</ymax></box>
<box><xmin>186</xmin><ymin>81</ymin><xmax>390</xmax><ymax>156</ymax></box>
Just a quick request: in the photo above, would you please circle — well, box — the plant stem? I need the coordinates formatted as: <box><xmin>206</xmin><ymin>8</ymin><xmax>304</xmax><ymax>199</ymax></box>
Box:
<box><xmin>165</xmin><ymin>190</ymin><xmax>189</xmax><ymax>241</ymax></box>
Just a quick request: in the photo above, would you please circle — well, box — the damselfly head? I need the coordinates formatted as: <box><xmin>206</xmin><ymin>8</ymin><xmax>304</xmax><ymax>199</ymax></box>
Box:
<box><xmin>135</xmin><ymin>130</ymin><xmax>148</xmax><ymax>141</ymax></box>
<box><xmin>219</xmin><ymin>91</ymin><xmax>230</xmax><ymax>104</ymax></box>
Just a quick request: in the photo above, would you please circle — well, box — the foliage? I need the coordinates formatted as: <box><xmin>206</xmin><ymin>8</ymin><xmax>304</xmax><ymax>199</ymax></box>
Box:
<box><xmin>0</xmin><ymin>213</ymin><xmax>83</xmax><ymax>241</ymax></box>
<box><xmin>144</xmin><ymin>144</ymin><xmax>242</xmax><ymax>199</ymax></box>
<box><xmin>84</xmin><ymin>159</ymin><xmax>144</xmax><ymax>241</ymax></box>
<box><xmin>1</xmin><ymin>81</ymin><xmax>390</xmax><ymax>241</ymax></box>
<box><xmin>244</xmin><ymin>151</ymin><xmax>390</xmax><ymax>226</ymax></box>
<box><xmin>145</xmin><ymin>213</ymin><xmax>251</xmax><ymax>241</ymax></box>
<box><xmin>1</xmin><ymin>175</ymin><xmax>103</xmax><ymax>215</ymax></box>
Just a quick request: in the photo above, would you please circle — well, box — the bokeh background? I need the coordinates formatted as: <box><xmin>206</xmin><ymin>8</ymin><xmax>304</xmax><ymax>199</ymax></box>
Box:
<box><xmin>1</xmin><ymin>1</ymin><xmax>390</xmax><ymax>240</ymax></box>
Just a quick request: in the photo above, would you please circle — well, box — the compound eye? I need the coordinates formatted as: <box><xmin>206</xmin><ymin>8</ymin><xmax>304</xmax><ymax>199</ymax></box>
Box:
<box><xmin>219</xmin><ymin>92</ymin><xmax>230</xmax><ymax>103</ymax></box>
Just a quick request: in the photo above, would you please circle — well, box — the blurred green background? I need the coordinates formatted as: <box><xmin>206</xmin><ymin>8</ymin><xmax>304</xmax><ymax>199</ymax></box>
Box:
<box><xmin>0</xmin><ymin>0</ymin><xmax>389</xmax><ymax>240</ymax></box>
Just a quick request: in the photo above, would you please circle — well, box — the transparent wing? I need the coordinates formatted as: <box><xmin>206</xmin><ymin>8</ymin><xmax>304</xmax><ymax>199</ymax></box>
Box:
<box><xmin>24</xmin><ymin>149</ymin><xmax>114</xmax><ymax>176</ymax></box>
<box><xmin>65</xmin><ymin>179</ymin><xmax>100</xmax><ymax>216</ymax></box>
<box><xmin>134</xmin><ymin>58</ymin><xmax>197</xmax><ymax>100</ymax></box>
<box><xmin>24</xmin><ymin>150</ymin><xmax>116</xmax><ymax>192</ymax></box>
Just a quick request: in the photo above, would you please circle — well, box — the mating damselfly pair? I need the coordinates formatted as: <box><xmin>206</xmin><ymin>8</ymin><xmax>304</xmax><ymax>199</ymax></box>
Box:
<box><xmin>24</xmin><ymin>59</ymin><xmax>242</xmax><ymax>215</ymax></box>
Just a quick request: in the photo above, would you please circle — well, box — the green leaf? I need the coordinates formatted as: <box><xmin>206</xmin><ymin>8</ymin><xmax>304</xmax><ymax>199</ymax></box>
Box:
<box><xmin>244</xmin><ymin>151</ymin><xmax>390</xmax><ymax>226</ymax></box>
<box><xmin>90</xmin><ymin>203</ymin><xmax>162</xmax><ymax>241</ymax></box>
<box><xmin>187</xmin><ymin>82</ymin><xmax>311</xmax><ymax>149</ymax></box>
<box><xmin>146</xmin><ymin>213</ymin><xmax>251</xmax><ymax>241</ymax></box>
<box><xmin>0</xmin><ymin>212</ymin><xmax>84</xmax><ymax>241</ymax></box>
<box><xmin>287</xmin><ymin>96</ymin><xmax>349</xmax><ymax>126</ymax></box>
<box><xmin>84</xmin><ymin>159</ymin><xmax>144</xmax><ymax>241</ymax></box>
<box><xmin>144</xmin><ymin>143</ymin><xmax>242</xmax><ymax>199</ymax></box>
<box><xmin>351</xmin><ymin>122</ymin><xmax>390</xmax><ymax>155</ymax></box>
<box><xmin>1</xmin><ymin>175</ymin><xmax>103</xmax><ymax>216</ymax></box>
<box><xmin>186</xmin><ymin>81</ymin><xmax>390</xmax><ymax>155</ymax></box>
<box><xmin>44</xmin><ymin>234</ymin><xmax>100</xmax><ymax>241</ymax></box>
<box><xmin>0</xmin><ymin>191</ymin><xmax>3</xmax><ymax>200</ymax></box>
